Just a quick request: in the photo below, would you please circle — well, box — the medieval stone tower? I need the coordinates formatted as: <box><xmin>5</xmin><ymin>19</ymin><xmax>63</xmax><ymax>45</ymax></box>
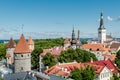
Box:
<box><xmin>98</xmin><ymin>12</ymin><xmax>106</xmax><ymax>43</ymax></box>
<box><xmin>14</xmin><ymin>34</ymin><xmax>31</xmax><ymax>73</ymax></box>
<box><xmin>6</xmin><ymin>38</ymin><xmax>16</xmax><ymax>66</ymax></box>
<box><xmin>28</xmin><ymin>36</ymin><xmax>34</xmax><ymax>52</ymax></box>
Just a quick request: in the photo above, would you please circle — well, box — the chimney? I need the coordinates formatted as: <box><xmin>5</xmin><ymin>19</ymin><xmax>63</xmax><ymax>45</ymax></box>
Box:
<box><xmin>90</xmin><ymin>57</ymin><xmax>93</xmax><ymax>63</ymax></box>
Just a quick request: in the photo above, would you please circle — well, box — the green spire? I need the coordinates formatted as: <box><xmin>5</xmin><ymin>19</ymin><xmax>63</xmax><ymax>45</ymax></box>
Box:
<box><xmin>99</xmin><ymin>12</ymin><xmax>105</xmax><ymax>30</ymax></box>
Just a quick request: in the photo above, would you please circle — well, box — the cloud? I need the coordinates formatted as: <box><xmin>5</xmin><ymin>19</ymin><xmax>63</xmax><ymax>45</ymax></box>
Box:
<box><xmin>107</xmin><ymin>16</ymin><xmax>113</xmax><ymax>21</ymax></box>
<box><xmin>115</xmin><ymin>16</ymin><xmax>120</xmax><ymax>21</ymax></box>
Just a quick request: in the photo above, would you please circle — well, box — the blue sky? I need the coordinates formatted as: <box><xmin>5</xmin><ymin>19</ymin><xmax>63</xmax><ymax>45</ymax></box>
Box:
<box><xmin>0</xmin><ymin>0</ymin><xmax>120</xmax><ymax>39</ymax></box>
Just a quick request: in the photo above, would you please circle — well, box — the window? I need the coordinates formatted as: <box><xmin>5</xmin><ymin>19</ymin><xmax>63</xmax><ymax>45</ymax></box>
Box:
<box><xmin>97</xmin><ymin>49</ymin><xmax>99</xmax><ymax>51</ymax></box>
<box><xmin>21</xmin><ymin>55</ymin><xmax>23</xmax><ymax>57</ymax></box>
<box><xmin>89</xmin><ymin>48</ymin><xmax>92</xmax><ymax>51</ymax></box>
<box><xmin>21</xmin><ymin>67</ymin><xmax>23</xmax><ymax>70</ymax></box>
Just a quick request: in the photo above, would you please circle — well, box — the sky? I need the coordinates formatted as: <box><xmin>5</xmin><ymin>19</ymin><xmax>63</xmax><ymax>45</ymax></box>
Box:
<box><xmin>0</xmin><ymin>0</ymin><xmax>120</xmax><ymax>39</ymax></box>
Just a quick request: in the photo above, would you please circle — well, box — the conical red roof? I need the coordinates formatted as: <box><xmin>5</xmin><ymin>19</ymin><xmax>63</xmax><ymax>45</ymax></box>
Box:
<box><xmin>14</xmin><ymin>34</ymin><xmax>31</xmax><ymax>53</ymax></box>
<box><xmin>28</xmin><ymin>37</ymin><xmax>34</xmax><ymax>45</ymax></box>
<box><xmin>7</xmin><ymin>38</ymin><xmax>16</xmax><ymax>48</ymax></box>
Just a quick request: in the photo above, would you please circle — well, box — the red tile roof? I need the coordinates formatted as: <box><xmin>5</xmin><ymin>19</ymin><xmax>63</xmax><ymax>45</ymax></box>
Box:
<box><xmin>28</xmin><ymin>37</ymin><xmax>34</xmax><ymax>45</ymax></box>
<box><xmin>6</xmin><ymin>38</ymin><xmax>16</xmax><ymax>48</ymax></box>
<box><xmin>45</xmin><ymin>62</ymin><xmax>104</xmax><ymax>77</ymax></box>
<box><xmin>40</xmin><ymin>46</ymin><xmax>67</xmax><ymax>57</ymax></box>
<box><xmin>14</xmin><ymin>34</ymin><xmax>31</xmax><ymax>53</ymax></box>
<box><xmin>88</xmin><ymin>59</ymin><xmax>118</xmax><ymax>73</ymax></box>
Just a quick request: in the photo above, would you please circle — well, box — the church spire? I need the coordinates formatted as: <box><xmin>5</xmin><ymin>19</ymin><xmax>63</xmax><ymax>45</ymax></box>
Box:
<box><xmin>99</xmin><ymin>12</ymin><xmax>105</xmax><ymax>29</ymax></box>
<box><xmin>72</xmin><ymin>26</ymin><xmax>75</xmax><ymax>40</ymax></box>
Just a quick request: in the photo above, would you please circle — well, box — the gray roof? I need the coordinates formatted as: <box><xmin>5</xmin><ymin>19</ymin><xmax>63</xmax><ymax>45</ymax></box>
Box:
<box><xmin>50</xmin><ymin>75</ymin><xmax>66</xmax><ymax>80</ymax></box>
<box><xmin>4</xmin><ymin>72</ymin><xmax>37</xmax><ymax>80</ymax></box>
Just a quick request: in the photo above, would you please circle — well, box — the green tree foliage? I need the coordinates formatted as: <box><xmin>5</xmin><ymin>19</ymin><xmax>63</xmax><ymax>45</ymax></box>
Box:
<box><xmin>0</xmin><ymin>43</ymin><xmax>6</xmax><ymax>60</ymax></box>
<box><xmin>31</xmin><ymin>47</ymin><xmax>43</xmax><ymax>69</ymax></box>
<box><xmin>58</xmin><ymin>48</ymin><xmax>97</xmax><ymax>63</ymax></box>
<box><xmin>42</xmin><ymin>53</ymin><xmax>56</xmax><ymax>68</ymax></box>
<box><xmin>81</xmin><ymin>41</ymin><xmax>87</xmax><ymax>44</ymax></box>
<box><xmin>0</xmin><ymin>78</ymin><xmax>3</xmax><ymax>80</ymax></box>
<box><xmin>115</xmin><ymin>50</ymin><xmax>120</xmax><ymax>69</ymax></box>
<box><xmin>34</xmin><ymin>38</ymin><xmax>64</xmax><ymax>49</ymax></box>
<box><xmin>71</xmin><ymin>65</ymin><xmax>96</xmax><ymax>80</ymax></box>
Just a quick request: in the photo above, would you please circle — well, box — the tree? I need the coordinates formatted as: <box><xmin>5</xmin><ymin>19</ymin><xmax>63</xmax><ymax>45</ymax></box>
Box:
<box><xmin>58</xmin><ymin>48</ymin><xmax>97</xmax><ymax>63</ymax></box>
<box><xmin>0</xmin><ymin>43</ymin><xmax>6</xmax><ymax>60</ymax></box>
<box><xmin>31</xmin><ymin>47</ymin><xmax>43</xmax><ymax>69</ymax></box>
<box><xmin>71</xmin><ymin>65</ymin><xmax>96</xmax><ymax>80</ymax></box>
<box><xmin>71</xmin><ymin>68</ymin><xmax>82</xmax><ymax>80</ymax></box>
<box><xmin>0</xmin><ymin>78</ymin><xmax>3</xmax><ymax>80</ymax></box>
<box><xmin>115</xmin><ymin>50</ymin><xmax>120</xmax><ymax>69</ymax></box>
<box><xmin>42</xmin><ymin>53</ymin><xmax>56</xmax><ymax>68</ymax></box>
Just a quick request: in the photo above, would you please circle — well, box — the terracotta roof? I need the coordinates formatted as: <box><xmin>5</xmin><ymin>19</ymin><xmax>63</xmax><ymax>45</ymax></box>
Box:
<box><xmin>64</xmin><ymin>38</ymin><xmax>70</xmax><ymax>44</ymax></box>
<box><xmin>102</xmin><ymin>54</ymin><xmax>116</xmax><ymax>61</ymax></box>
<box><xmin>14</xmin><ymin>34</ymin><xmax>31</xmax><ymax>53</ymax></box>
<box><xmin>45</xmin><ymin>62</ymin><xmax>104</xmax><ymax>77</ymax></box>
<box><xmin>110</xmin><ymin>43</ymin><xmax>120</xmax><ymax>50</ymax></box>
<box><xmin>6</xmin><ymin>53</ymin><xmax>11</xmax><ymax>58</ymax></box>
<box><xmin>82</xmin><ymin>43</ymin><xmax>105</xmax><ymax>51</ymax></box>
<box><xmin>6</xmin><ymin>38</ymin><xmax>16</xmax><ymax>48</ymax></box>
<box><xmin>28</xmin><ymin>37</ymin><xmax>34</xmax><ymax>45</ymax></box>
<box><xmin>40</xmin><ymin>46</ymin><xmax>67</xmax><ymax>57</ymax></box>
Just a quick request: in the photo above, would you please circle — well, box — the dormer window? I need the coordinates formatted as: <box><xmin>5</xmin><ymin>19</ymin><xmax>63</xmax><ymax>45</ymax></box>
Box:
<box><xmin>89</xmin><ymin>48</ymin><xmax>92</xmax><ymax>51</ymax></box>
<box><xmin>97</xmin><ymin>49</ymin><xmax>99</xmax><ymax>51</ymax></box>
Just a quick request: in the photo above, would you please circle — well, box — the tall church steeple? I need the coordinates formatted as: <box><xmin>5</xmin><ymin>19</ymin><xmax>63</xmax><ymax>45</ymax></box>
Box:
<box><xmin>98</xmin><ymin>12</ymin><xmax>106</xmax><ymax>43</ymax></box>
<box><xmin>72</xmin><ymin>27</ymin><xmax>75</xmax><ymax>40</ymax></box>
<box><xmin>99</xmin><ymin>12</ymin><xmax>105</xmax><ymax>30</ymax></box>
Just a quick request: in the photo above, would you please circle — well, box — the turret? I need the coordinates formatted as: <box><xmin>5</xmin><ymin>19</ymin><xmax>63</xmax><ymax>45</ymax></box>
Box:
<box><xmin>28</xmin><ymin>36</ymin><xmax>34</xmax><ymax>52</ymax></box>
<box><xmin>6</xmin><ymin>38</ymin><xmax>16</xmax><ymax>66</ymax></box>
<box><xmin>64</xmin><ymin>38</ymin><xmax>70</xmax><ymax>48</ymax></box>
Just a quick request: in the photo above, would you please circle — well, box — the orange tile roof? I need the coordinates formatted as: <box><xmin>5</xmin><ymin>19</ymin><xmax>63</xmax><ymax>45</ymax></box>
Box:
<box><xmin>28</xmin><ymin>37</ymin><xmax>34</xmax><ymax>45</ymax></box>
<box><xmin>6</xmin><ymin>53</ymin><xmax>11</xmax><ymax>57</ymax></box>
<box><xmin>6</xmin><ymin>38</ymin><xmax>16</xmax><ymax>48</ymax></box>
<box><xmin>14</xmin><ymin>34</ymin><xmax>31</xmax><ymax>53</ymax></box>
<box><xmin>45</xmin><ymin>62</ymin><xmax>104</xmax><ymax>77</ymax></box>
<box><xmin>82</xmin><ymin>43</ymin><xmax>105</xmax><ymax>51</ymax></box>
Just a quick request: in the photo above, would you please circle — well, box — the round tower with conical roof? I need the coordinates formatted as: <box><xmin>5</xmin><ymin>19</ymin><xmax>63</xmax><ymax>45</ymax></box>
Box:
<box><xmin>28</xmin><ymin>36</ymin><xmax>34</xmax><ymax>52</ymax></box>
<box><xmin>6</xmin><ymin>38</ymin><xmax>16</xmax><ymax>66</ymax></box>
<box><xmin>14</xmin><ymin>34</ymin><xmax>31</xmax><ymax>73</ymax></box>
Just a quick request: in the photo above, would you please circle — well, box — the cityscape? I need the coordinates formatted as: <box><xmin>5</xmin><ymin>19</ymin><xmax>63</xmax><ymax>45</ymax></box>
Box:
<box><xmin>0</xmin><ymin>0</ymin><xmax>120</xmax><ymax>80</ymax></box>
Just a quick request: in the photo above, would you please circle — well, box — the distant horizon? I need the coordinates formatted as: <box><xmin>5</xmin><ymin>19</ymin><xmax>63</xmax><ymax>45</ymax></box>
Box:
<box><xmin>0</xmin><ymin>0</ymin><xmax>120</xmax><ymax>39</ymax></box>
